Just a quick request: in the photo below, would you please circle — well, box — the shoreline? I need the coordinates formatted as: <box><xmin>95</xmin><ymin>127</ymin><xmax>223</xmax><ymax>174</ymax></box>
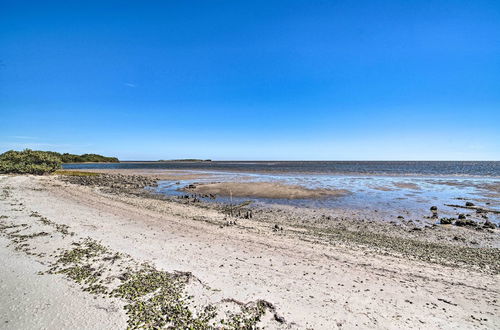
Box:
<box><xmin>1</xmin><ymin>173</ymin><xmax>499</xmax><ymax>328</ymax></box>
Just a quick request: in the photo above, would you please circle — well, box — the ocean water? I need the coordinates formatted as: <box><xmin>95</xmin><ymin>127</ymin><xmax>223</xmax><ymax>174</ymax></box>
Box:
<box><xmin>64</xmin><ymin>161</ymin><xmax>500</xmax><ymax>224</ymax></box>
<box><xmin>63</xmin><ymin>161</ymin><xmax>500</xmax><ymax>177</ymax></box>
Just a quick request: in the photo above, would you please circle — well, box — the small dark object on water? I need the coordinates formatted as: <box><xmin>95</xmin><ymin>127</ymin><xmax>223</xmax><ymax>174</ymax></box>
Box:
<box><xmin>458</xmin><ymin>214</ymin><xmax>466</xmax><ymax>220</ymax></box>
<box><xmin>465</xmin><ymin>202</ymin><xmax>475</xmax><ymax>207</ymax></box>
<box><xmin>397</xmin><ymin>215</ymin><xmax>404</xmax><ymax>219</ymax></box>
<box><xmin>430</xmin><ymin>206</ymin><xmax>438</xmax><ymax>211</ymax></box>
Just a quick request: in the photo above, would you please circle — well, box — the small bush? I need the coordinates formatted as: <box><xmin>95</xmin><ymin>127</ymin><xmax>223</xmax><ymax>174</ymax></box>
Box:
<box><xmin>0</xmin><ymin>149</ymin><xmax>62</xmax><ymax>175</ymax></box>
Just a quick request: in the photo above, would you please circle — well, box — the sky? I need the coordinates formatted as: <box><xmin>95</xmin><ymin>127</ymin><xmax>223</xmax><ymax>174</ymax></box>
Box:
<box><xmin>1</xmin><ymin>0</ymin><xmax>499</xmax><ymax>161</ymax></box>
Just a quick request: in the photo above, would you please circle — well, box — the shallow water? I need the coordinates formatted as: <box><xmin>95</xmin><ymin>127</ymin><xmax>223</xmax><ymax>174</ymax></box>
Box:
<box><xmin>153</xmin><ymin>170</ymin><xmax>500</xmax><ymax>224</ymax></box>
<box><xmin>64</xmin><ymin>162</ymin><xmax>500</xmax><ymax>224</ymax></box>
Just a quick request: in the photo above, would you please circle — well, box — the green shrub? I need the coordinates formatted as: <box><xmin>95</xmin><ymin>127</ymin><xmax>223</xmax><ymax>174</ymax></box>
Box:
<box><xmin>60</xmin><ymin>153</ymin><xmax>119</xmax><ymax>163</ymax></box>
<box><xmin>0</xmin><ymin>149</ymin><xmax>119</xmax><ymax>175</ymax></box>
<box><xmin>0</xmin><ymin>149</ymin><xmax>62</xmax><ymax>175</ymax></box>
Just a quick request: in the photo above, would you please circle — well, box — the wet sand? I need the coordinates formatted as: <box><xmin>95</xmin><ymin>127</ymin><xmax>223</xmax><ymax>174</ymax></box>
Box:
<box><xmin>183</xmin><ymin>181</ymin><xmax>351</xmax><ymax>199</ymax></box>
<box><xmin>1</xmin><ymin>173</ymin><xmax>499</xmax><ymax>329</ymax></box>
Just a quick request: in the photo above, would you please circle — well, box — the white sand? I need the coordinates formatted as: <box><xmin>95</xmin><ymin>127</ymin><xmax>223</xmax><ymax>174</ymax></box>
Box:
<box><xmin>0</xmin><ymin>235</ymin><xmax>126</xmax><ymax>329</ymax></box>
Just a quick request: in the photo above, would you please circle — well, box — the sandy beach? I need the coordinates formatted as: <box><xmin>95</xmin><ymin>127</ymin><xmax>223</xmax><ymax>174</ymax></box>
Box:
<box><xmin>1</xmin><ymin>172</ymin><xmax>499</xmax><ymax>329</ymax></box>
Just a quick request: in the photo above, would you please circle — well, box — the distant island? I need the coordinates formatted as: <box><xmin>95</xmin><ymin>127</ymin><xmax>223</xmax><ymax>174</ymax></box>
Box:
<box><xmin>157</xmin><ymin>159</ymin><xmax>212</xmax><ymax>162</ymax></box>
<box><xmin>54</xmin><ymin>152</ymin><xmax>119</xmax><ymax>163</ymax></box>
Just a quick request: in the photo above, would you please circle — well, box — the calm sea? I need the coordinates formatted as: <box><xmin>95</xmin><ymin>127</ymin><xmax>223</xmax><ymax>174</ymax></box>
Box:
<box><xmin>63</xmin><ymin>161</ymin><xmax>500</xmax><ymax>177</ymax></box>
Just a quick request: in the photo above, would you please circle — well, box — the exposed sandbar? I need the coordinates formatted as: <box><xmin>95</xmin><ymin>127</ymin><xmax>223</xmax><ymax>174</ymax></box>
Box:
<box><xmin>183</xmin><ymin>181</ymin><xmax>350</xmax><ymax>199</ymax></box>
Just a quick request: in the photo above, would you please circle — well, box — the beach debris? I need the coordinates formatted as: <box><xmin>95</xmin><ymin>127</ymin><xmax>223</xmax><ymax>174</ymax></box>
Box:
<box><xmin>438</xmin><ymin>298</ymin><xmax>458</xmax><ymax>306</ymax></box>
<box><xmin>274</xmin><ymin>313</ymin><xmax>286</xmax><ymax>323</ymax></box>
<box><xmin>483</xmin><ymin>221</ymin><xmax>496</xmax><ymax>229</ymax></box>
<box><xmin>440</xmin><ymin>218</ymin><xmax>454</xmax><ymax>225</ymax></box>
<box><xmin>455</xmin><ymin>218</ymin><xmax>477</xmax><ymax>227</ymax></box>
<box><xmin>221</xmin><ymin>200</ymin><xmax>253</xmax><ymax>218</ymax></box>
<box><xmin>273</xmin><ymin>224</ymin><xmax>283</xmax><ymax>231</ymax></box>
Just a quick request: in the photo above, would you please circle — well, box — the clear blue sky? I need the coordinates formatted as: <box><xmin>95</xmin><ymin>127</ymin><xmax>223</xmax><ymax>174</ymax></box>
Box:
<box><xmin>1</xmin><ymin>0</ymin><xmax>499</xmax><ymax>160</ymax></box>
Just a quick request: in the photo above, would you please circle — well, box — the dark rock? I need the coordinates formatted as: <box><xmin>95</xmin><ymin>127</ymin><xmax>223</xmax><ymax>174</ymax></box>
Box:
<box><xmin>458</xmin><ymin>214</ymin><xmax>466</xmax><ymax>220</ymax></box>
<box><xmin>465</xmin><ymin>202</ymin><xmax>475</xmax><ymax>207</ymax></box>
<box><xmin>440</xmin><ymin>218</ymin><xmax>454</xmax><ymax>225</ymax></box>
<box><xmin>274</xmin><ymin>314</ymin><xmax>286</xmax><ymax>323</ymax></box>
<box><xmin>455</xmin><ymin>219</ymin><xmax>477</xmax><ymax>227</ymax></box>
<box><xmin>397</xmin><ymin>216</ymin><xmax>404</xmax><ymax>219</ymax></box>
<box><xmin>430</xmin><ymin>206</ymin><xmax>438</xmax><ymax>211</ymax></box>
<box><xmin>483</xmin><ymin>221</ymin><xmax>496</xmax><ymax>229</ymax></box>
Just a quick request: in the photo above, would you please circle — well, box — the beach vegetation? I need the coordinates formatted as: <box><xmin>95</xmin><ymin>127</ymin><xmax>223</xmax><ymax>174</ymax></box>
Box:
<box><xmin>0</xmin><ymin>149</ymin><xmax>119</xmax><ymax>175</ymax></box>
<box><xmin>0</xmin><ymin>149</ymin><xmax>62</xmax><ymax>174</ymax></box>
<box><xmin>46</xmin><ymin>237</ymin><xmax>276</xmax><ymax>329</ymax></box>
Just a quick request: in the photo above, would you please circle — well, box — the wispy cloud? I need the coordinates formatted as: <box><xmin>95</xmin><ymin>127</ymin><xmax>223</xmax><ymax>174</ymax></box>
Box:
<box><xmin>124</xmin><ymin>82</ymin><xmax>136</xmax><ymax>88</ymax></box>
<box><xmin>10</xmin><ymin>136</ymin><xmax>38</xmax><ymax>140</ymax></box>
<box><xmin>0</xmin><ymin>142</ymin><xmax>94</xmax><ymax>152</ymax></box>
